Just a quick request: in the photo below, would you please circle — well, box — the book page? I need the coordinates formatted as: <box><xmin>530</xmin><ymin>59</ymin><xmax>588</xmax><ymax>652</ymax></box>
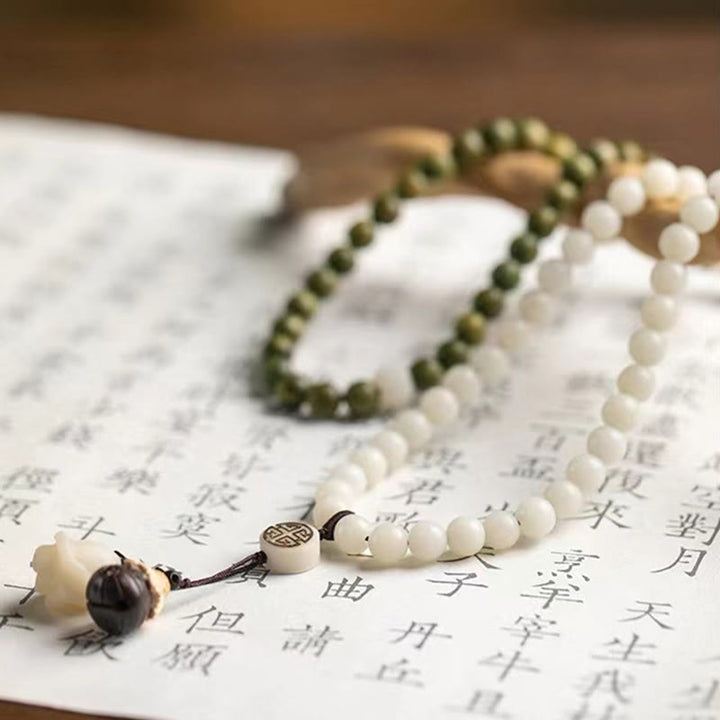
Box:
<box><xmin>0</xmin><ymin>116</ymin><xmax>717</xmax><ymax>720</ymax></box>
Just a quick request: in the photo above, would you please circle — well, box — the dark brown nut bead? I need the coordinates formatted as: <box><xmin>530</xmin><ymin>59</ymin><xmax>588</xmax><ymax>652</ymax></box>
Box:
<box><xmin>473</xmin><ymin>287</ymin><xmax>504</xmax><ymax>318</ymax></box>
<box><xmin>418</xmin><ymin>154</ymin><xmax>454</xmax><ymax>180</ymax></box>
<box><xmin>618</xmin><ymin>140</ymin><xmax>644</xmax><ymax>162</ymax></box>
<box><xmin>517</xmin><ymin>117</ymin><xmax>551</xmax><ymax>151</ymax></box>
<box><xmin>327</xmin><ymin>247</ymin><xmax>354</xmax><ymax>274</ymax></box>
<box><xmin>562</xmin><ymin>152</ymin><xmax>598</xmax><ymax>187</ymax></box>
<box><xmin>274</xmin><ymin>313</ymin><xmax>305</xmax><ymax>340</ymax></box>
<box><xmin>510</xmin><ymin>232</ymin><xmax>539</xmax><ymax>264</ymax></box>
<box><xmin>349</xmin><ymin>220</ymin><xmax>374</xmax><ymax>248</ymax></box>
<box><xmin>492</xmin><ymin>260</ymin><xmax>521</xmax><ymax>290</ymax></box>
<box><xmin>411</xmin><ymin>358</ymin><xmax>443</xmax><ymax>390</ymax></box>
<box><xmin>274</xmin><ymin>373</ymin><xmax>305</xmax><ymax>410</ymax></box>
<box><xmin>455</xmin><ymin>311</ymin><xmax>486</xmax><ymax>345</ymax></box>
<box><xmin>397</xmin><ymin>169</ymin><xmax>427</xmax><ymax>198</ymax></box>
<box><xmin>307</xmin><ymin>268</ymin><xmax>338</xmax><ymax>297</ymax></box>
<box><xmin>528</xmin><ymin>205</ymin><xmax>559</xmax><ymax>237</ymax></box>
<box><xmin>588</xmin><ymin>138</ymin><xmax>620</xmax><ymax>168</ymax></box>
<box><xmin>546</xmin><ymin>180</ymin><xmax>580</xmax><ymax>210</ymax></box>
<box><xmin>265</xmin><ymin>333</ymin><xmax>294</xmax><ymax>358</ymax></box>
<box><xmin>287</xmin><ymin>290</ymin><xmax>318</xmax><ymax>319</ymax></box>
<box><xmin>483</xmin><ymin>117</ymin><xmax>518</xmax><ymax>153</ymax></box>
<box><xmin>306</xmin><ymin>382</ymin><xmax>340</xmax><ymax>419</ymax></box>
<box><xmin>346</xmin><ymin>381</ymin><xmax>380</xmax><ymax>418</ymax></box>
<box><xmin>437</xmin><ymin>339</ymin><xmax>468</xmax><ymax>368</ymax></box>
<box><xmin>373</xmin><ymin>193</ymin><xmax>400</xmax><ymax>223</ymax></box>
<box><xmin>86</xmin><ymin>564</ymin><xmax>153</xmax><ymax>635</ymax></box>
<box><xmin>547</xmin><ymin>132</ymin><xmax>578</xmax><ymax>161</ymax></box>
<box><xmin>452</xmin><ymin>128</ymin><xmax>486</xmax><ymax>170</ymax></box>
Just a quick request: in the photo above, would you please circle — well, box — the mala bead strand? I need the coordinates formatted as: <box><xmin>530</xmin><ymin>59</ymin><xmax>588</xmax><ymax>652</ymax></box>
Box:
<box><xmin>312</xmin><ymin>158</ymin><xmax>709</xmax><ymax>565</ymax></box>
<box><xmin>262</xmin><ymin>118</ymin><xmax>643</xmax><ymax>420</ymax></box>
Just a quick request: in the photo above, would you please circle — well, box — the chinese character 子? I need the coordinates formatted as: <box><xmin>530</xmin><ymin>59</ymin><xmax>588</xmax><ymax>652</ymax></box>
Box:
<box><xmin>182</xmin><ymin>605</ymin><xmax>244</xmax><ymax>635</ymax></box>
<box><xmin>161</xmin><ymin>513</ymin><xmax>219</xmax><ymax>545</ymax></box>
<box><xmin>155</xmin><ymin>643</ymin><xmax>226</xmax><ymax>675</ymax></box>
<box><xmin>321</xmin><ymin>575</ymin><xmax>374</xmax><ymax>602</ymax></box>
<box><xmin>390</xmin><ymin>621</ymin><xmax>451</xmax><ymax>650</ymax></box>
<box><xmin>282</xmin><ymin>624</ymin><xmax>342</xmax><ymax>657</ymax></box>
<box><xmin>427</xmin><ymin>571</ymin><xmax>487</xmax><ymax>597</ymax></box>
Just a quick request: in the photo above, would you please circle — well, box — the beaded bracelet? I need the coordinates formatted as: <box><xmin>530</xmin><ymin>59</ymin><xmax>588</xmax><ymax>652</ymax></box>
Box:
<box><xmin>30</xmin><ymin>163</ymin><xmax>719</xmax><ymax>636</ymax></box>
<box><xmin>261</xmin><ymin>117</ymin><xmax>646</xmax><ymax>420</ymax></box>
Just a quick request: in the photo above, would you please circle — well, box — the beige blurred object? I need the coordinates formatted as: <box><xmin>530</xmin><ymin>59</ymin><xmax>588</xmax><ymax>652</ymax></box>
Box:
<box><xmin>285</xmin><ymin>127</ymin><xmax>720</xmax><ymax>266</ymax></box>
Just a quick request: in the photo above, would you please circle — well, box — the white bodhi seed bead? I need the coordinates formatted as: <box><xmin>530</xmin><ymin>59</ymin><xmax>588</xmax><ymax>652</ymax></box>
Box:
<box><xmin>629</xmin><ymin>328</ymin><xmax>666</xmax><ymax>366</ymax></box>
<box><xmin>607</xmin><ymin>175</ymin><xmax>646</xmax><ymax>216</ymax></box>
<box><xmin>538</xmin><ymin>259</ymin><xmax>572</xmax><ymax>294</ymax></box>
<box><xmin>484</xmin><ymin>510</ymin><xmax>520</xmax><ymax>550</ymax></box>
<box><xmin>446</xmin><ymin>516</ymin><xmax>485</xmax><ymax>557</ymax></box>
<box><xmin>544</xmin><ymin>480</ymin><xmax>584</xmax><ymax>518</ymax></box>
<box><xmin>658</xmin><ymin>223</ymin><xmax>700</xmax><ymax>264</ymax></box>
<box><xmin>313</xmin><ymin>496</ymin><xmax>348</xmax><ymax>527</ymax></box>
<box><xmin>601</xmin><ymin>393</ymin><xmax>639</xmax><ymax>432</ymax></box>
<box><xmin>516</xmin><ymin>497</ymin><xmax>556</xmax><ymax>540</ymax></box>
<box><xmin>520</xmin><ymin>290</ymin><xmax>557</xmax><ymax>325</ymax></box>
<box><xmin>617</xmin><ymin>364</ymin><xmax>655</xmax><ymax>401</ymax></box>
<box><xmin>562</xmin><ymin>229</ymin><xmax>595</xmax><ymax>264</ymax></box>
<box><xmin>370</xmin><ymin>430</ymin><xmax>409</xmax><ymax>471</ymax></box>
<box><xmin>567</xmin><ymin>453</ymin><xmax>606</xmax><ymax>494</ymax></box>
<box><xmin>497</xmin><ymin>319</ymin><xmax>530</xmax><ymax>353</ymax></box>
<box><xmin>677</xmin><ymin>166</ymin><xmax>707</xmax><ymax>200</ymax></box>
<box><xmin>375</xmin><ymin>364</ymin><xmax>414</xmax><ymax>411</ymax></box>
<box><xmin>469</xmin><ymin>345</ymin><xmax>509</xmax><ymax>384</ymax></box>
<box><xmin>349</xmin><ymin>446</ymin><xmax>388</xmax><ymax>487</ymax></box>
<box><xmin>419</xmin><ymin>386</ymin><xmax>460</xmax><ymax>426</ymax></box>
<box><xmin>587</xmin><ymin>425</ymin><xmax>627</xmax><ymax>465</ymax></box>
<box><xmin>442</xmin><ymin>364</ymin><xmax>481</xmax><ymax>405</ymax></box>
<box><xmin>330</xmin><ymin>462</ymin><xmax>367</xmax><ymax>493</ymax></box>
<box><xmin>651</xmin><ymin>260</ymin><xmax>686</xmax><ymax>295</ymax></box>
<box><xmin>641</xmin><ymin>294</ymin><xmax>678</xmax><ymax>332</ymax></box>
<box><xmin>581</xmin><ymin>200</ymin><xmax>622</xmax><ymax>240</ymax></box>
<box><xmin>391</xmin><ymin>409</ymin><xmax>433</xmax><ymax>451</ymax></box>
<box><xmin>642</xmin><ymin>158</ymin><xmax>679</xmax><ymax>199</ymax></box>
<box><xmin>680</xmin><ymin>196</ymin><xmax>719</xmax><ymax>234</ymax></box>
<box><xmin>334</xmin><ymin>514</ymin><xmax>371</xmax><ymax>555</ymax></box>
<box><xmin>368</xmin><ymin>523</ymin><xmax>408</xmax><ymax>563</ymax></box>
<box><xmin>315</xmin><ymin>479</ymin><xmax>355</xmax><ymax>503</ymax></box>
<box><xmin>408</xmin><ymin>521</ymin><xmax>447</xmax><ymax>561</ymax></box>
<box><xmin>708</xmin><ymin>170</ymin><xmax>720</xmax><ymax>202</ymax></box>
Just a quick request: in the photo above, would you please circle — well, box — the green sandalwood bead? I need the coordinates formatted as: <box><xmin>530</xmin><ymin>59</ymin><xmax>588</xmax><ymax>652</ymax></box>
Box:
<box><xmin>510</xmin><ymin>233</ymin><xmax>539</xmax><ymax>264</ymax></box>
<box><xmin>349</xmin><ymin>220</ymin><xmax>374</xmax><ymax>248</ymax></box>
<box><xmin>546</xmin><ymin>180</ymin><xmax>580</xmax><ymax>210</ymax></box>
<box><xmin>373</xmin><ymin>193</ymin><xmax>399</xmax><ymax>223</ymax></box>
<box><xmin>346</xmin><ymin>381</ymin><xmax>380</xmax><ymax>418</ymax></box>
<box><xmin>528</xmin><ymin>205</ymin><xmax>559</xmax><ymax>237</ymax></box>
<box><xmin>452</xmin><ymin>128</ymin><xmax>486</xmax><ymax>169</ymax></box>
<box><xmin>483</xmin><ymin>117</ymin><xmax>518</xmax><ymax>153</ymax></box>
<box><xmin>265</xmin><ymin>333</ymin><xmax>294</xmax><ymax>358</ymax></box>
<box><xmin>562</xmin><ymin>153</ymin><xmax>598</xmax><ymax>187</ymax></box>
<box><xmin>588</xmin><ymin>138</ymin><xmax>620</xmax><ymax>168</ymax></box>
<box><xmin>474</xmin><ymin>287</ymin><xmax>504</xmax><ymax>318</ymax></box>
<box><xmin>517</xmin><ymin>117</ymin><xmax>550</xmax><ymax>151</ymax></box>
<box><xmin>307</xmin><ymin>268</ymin><xmax>338</xmax><ymax>297</ymax></box>
<box><xmin>547</xmin><ymin>132</ymin><xmax>578</xmax><ymax>161</ymax></box>
<box><xmin>397</xmin><ymin>169</ymin><xmax>427</xmax><ymax>198</ymax></box>
<box><xmin>492</xmin><ymin>260</ymin><xmax>521</xmax><ymax>290</ymax></box>
<box><xmin>263</xmin><ymin>355</ymin><xmax>288</xmax><ymax>389</ymax></box>
<box><xmin>455</xmin><ymin>311</ymin><xmax>486</xmax><ymax>344</ymax></box>
<box><xmin>618</xmin><ymin>140</ymin><xmax>644</xmax><ymax>163</ymax></box>
<box><xmin>411</xmin><ymin>358</ymin><xmax>443</xmax><ymax>390</ymax></box>
<box><xmin>418</xmin><ymin>154</ymin><xmax>454</xmax><ymax>180</ymax></box>
<box><xmin>274</xmin><ymin>374</ymin><xmax>305</xmax><ymax>410</ymax></box>
<box><xmin>274</xmin><ymin>313</ymin><xmax>305</xmax><ymax>340</ymax></box>
<box><xmin>287</xmin><ymin>290</ymin><xmax>318</xmax><ymax>318</ymax></box>
<box><xmin>306</xmin><ymin>383</ymin><xmax>340</xmax><ymax>419</ymax></box>
<box><xmin>328</xmin><ymin>247</ymin><xmax>354</xmax><ymax>274</ymax></box>
<box><xmin>437</xmin><ymin>339</ymin><xmax>468</xmax><ymax>368</ymax></box>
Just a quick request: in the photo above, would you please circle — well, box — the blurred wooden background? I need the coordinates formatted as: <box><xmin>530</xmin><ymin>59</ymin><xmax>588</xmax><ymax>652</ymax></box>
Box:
<box><xmin>0</xmin><ymin>2</ymin><xmax>717</xmax><ymax>719</ymax></box>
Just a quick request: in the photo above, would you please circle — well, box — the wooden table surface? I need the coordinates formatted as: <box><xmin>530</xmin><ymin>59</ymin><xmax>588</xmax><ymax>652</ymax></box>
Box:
<box><xmin>0</xmin><ymin>19</ymin><xmax>717</xmax><ymax>720</ymax></box>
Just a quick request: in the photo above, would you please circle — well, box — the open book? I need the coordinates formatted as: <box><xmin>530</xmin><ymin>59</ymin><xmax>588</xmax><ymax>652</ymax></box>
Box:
<box><xmin>0</xmin><ymin>116</ymin><xmax>717</xmax><ymax>720</ymax></box>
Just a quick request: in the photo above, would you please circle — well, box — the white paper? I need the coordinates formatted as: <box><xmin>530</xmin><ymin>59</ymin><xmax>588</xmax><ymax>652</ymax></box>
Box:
<box><xmin>0</xmin><ymin>115</ymin><xmax>717</xmax><ymax>720</ymax></box>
